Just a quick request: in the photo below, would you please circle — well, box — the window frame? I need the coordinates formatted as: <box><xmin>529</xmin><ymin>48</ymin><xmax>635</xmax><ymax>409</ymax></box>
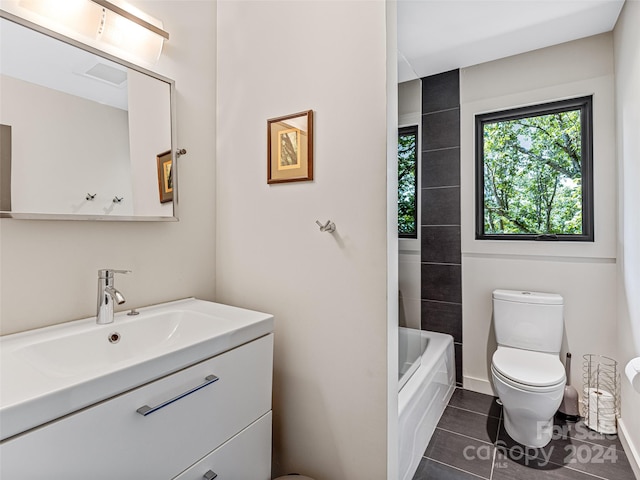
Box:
<box><xmin>475</xmin><ymin>96</ymin><xmax>594</xmax><ymax>242</ymax></box>
<box><xmin>398</xmin><ymin>125</ymin><xmax>419</xmax><ymax>239</ymax></box>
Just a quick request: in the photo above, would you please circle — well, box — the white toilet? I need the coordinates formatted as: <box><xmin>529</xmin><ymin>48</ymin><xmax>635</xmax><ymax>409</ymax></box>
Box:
<box><xmin>491</xmin><ymin>289</ymin><xmax>566</xmax><ymax>448</ymax></box>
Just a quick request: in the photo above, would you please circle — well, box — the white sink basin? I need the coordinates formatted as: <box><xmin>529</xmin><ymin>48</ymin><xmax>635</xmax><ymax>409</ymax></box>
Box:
<box><xmin>16</xmin><ymin>310</ymin><xmax>238</xmax><ymax>377</ymax></box>
<box><xmin>0</xmin><ymin>298</ymin><xmax>273</xmax><ymax>441</ymax></box>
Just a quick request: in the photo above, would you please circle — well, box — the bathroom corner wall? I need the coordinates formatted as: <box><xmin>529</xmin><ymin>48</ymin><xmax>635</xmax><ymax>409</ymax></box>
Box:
<box><xmin>613</xmin><ymin>0</ymin><xmax>640</xmax><ymax>475</ymax></box>
<box><xmin>215</xmin><ymin>2</ymin><xmax>393</xmax><ymax>479</ymax></box>
<box><xmin>0</xmin><ymin>1</ymin><xmax>217</xmax><ymax>335</ymax></box>
<box><xmin>420</xmin><ymin>70</ymin><xmax>463</xmax><ymax>386</ymax></box>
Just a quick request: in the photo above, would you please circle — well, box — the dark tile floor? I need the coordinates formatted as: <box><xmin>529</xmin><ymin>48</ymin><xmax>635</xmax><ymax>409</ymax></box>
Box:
<box><xmin>413</xmin><ymin>388</ymin><xmax>637</xmax><ymax>480</ymax></box>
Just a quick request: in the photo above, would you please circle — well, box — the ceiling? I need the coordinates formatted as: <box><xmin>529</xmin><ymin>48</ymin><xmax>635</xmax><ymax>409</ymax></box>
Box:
<box><xmin>1</xmin><ymin>17</ymin><xmax>128</xmax><ymax>110</ymax></box>
<box><xmin>397</xmin><ymin>0</ymin><xmax>625</xmax><ymax>83</ymax></box>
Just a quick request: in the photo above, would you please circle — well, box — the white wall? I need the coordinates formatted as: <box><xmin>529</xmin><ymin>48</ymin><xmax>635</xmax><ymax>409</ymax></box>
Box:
<box><xmin>0</xmin><ymin>74</ymin><xmax>133</xmax><ymax>215</ymax></box>
<box><xmin>216</xmin><ymin>1</ymin><xmax>392</xmax><ymax>479</ymax></box>
<box><xmin>386</xmin><ymin>6</ymin><xmax>399</xmax><ymax>478</ymax></box>
<box><xmin>613</xmin><ymin>0</ymin><xmax>640</xmax><ymax>475</ymax></box>
<box><xmin>398</xmin><ymin>80</ymin><xmax>421</xmax><ymax>330</ymax></box>
<box><xmin>0</xmin><ymin>0</ymin><xmax>217</xmax><ymax>335</ymax></box>
<box><xmin>460</xmin><ymin>34</ymin><xmax>618</xmax><ymax>395</ymax></box>
<box><xmin>128</xmin><ymin>69</ymin><xmax>172</xmax><ymax>217</ymax></box>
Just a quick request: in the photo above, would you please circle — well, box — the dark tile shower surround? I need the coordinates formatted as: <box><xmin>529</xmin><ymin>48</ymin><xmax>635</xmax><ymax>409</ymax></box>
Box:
<box><xmin>412</xmin><ymin>389</ymin><xmax>636</xmax><ymax>480</ymax></box>
<box><xmin>420</xmin><ymin>70</ymin><xmax>463</xmax><ymax>385</ymax></box>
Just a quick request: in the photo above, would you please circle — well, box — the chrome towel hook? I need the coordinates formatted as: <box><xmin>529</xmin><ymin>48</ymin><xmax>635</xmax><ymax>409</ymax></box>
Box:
<box><xmin>86</xmin><ymin>193</ymin><xmax>96</xmax><ymax>201</ymax></box>
<box><xmin>316</xmin><ymin>219</ymin><xmax>336</xmax><ymax>233</ymax></box>
<box><xmin>112</xmin><ymin>196</ymin><xmax>123</xmax><ymax>204</ymax></box>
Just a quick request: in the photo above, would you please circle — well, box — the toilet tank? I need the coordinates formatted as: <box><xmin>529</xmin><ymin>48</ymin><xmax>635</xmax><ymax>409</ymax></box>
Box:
<box><xmin>493</xmin><ymin>289</ymin><xmax>564</xmax><ymax>353</ymax></box>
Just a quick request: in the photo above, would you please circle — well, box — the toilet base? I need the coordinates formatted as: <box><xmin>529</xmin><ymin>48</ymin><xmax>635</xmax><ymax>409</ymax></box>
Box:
<box><xmin>491</xmin><ymin>362</ymin><xmax>565</xmax><ymax>449</ymax></box>
<box><xmin>503</xmin><ymin>409</ymin><xmax>554</xmax><ymax>448</ymax></box>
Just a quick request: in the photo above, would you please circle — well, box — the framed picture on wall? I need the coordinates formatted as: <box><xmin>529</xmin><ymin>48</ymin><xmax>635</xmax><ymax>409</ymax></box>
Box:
<box><xmin>267</xmin><ymin>110</ymin><xmax>314</xmax><ymax>184</ymax></box>
<box><xmin>157</xmin><ymin>150</ymin><xmax>173</xmax><ymax>203</ymax></box>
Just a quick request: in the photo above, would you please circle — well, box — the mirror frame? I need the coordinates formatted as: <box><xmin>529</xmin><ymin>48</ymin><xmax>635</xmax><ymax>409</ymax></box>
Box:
<box><xmin>0</xmin><ymin>9</ymin><xmax>178</xmax><ymax>222</ymax></box>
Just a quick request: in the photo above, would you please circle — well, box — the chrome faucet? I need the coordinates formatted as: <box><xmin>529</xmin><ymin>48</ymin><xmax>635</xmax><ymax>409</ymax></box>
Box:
<box><xmin>96</xmin><ymin>269</ymin><xmax>130</xmax><ymax>325</ymax></box>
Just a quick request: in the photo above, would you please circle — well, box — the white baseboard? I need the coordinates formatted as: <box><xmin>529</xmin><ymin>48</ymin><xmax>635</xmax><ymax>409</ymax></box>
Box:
<box><xmin>618</xmin><ymin>418</ymin><xmax>640</xmax><ymax>480</ymax></box>
<box><xmin>463</xmin><ymin>375</ymin><xmax>496</xmax><ymax>396</ymax></box>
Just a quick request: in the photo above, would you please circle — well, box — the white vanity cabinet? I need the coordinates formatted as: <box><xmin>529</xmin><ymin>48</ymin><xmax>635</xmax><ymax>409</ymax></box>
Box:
<box><xmin>174</xmin><ymin>412</ymin><xmax>272</xmax><ymax>480</ymax></box>
<box><xmin>0</xmin><ymin>334</ymin><xmax>273</xmax><ymax>479</ymax></box>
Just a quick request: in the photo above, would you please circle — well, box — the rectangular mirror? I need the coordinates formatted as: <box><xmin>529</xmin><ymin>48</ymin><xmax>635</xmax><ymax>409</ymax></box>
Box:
<box><xmin>0</xmin><ymin>12</ymin><xmax>177</xmax><ymax>221</ymax></box>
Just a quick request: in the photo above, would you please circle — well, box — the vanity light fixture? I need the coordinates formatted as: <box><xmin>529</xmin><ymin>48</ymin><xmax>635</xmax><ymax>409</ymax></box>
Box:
<box><xmin>14</xmin><ymin>0</ymin><xmax>168</xmax><ymax>63</ymax></box>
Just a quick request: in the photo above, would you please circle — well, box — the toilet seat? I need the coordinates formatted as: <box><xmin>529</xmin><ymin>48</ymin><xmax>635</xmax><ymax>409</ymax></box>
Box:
<box><xmin>492</xmin><ymin>347</ymin><xmax>565</xmax><ymax>391</ymax></box>
<box><xmin>492</xmin><ymin>365</ymin><xmax>565</xmax><ymax>393</ymax></box>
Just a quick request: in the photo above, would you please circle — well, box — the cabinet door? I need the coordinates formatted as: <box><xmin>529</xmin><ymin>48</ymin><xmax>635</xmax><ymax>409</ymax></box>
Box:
<box><xmin>0</xmin><ymin>334</ymin><xmax>273</xmax><ymax>480</ymax></box>
<box><xmin>174</xmin><ymin>412</ymin><xmax>271</xmax><ymax>480</ymax></box>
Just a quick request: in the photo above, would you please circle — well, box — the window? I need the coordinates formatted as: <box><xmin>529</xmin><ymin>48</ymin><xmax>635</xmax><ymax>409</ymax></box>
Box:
<box><xmin>398</xmin><ymin>125</ymin><xmax>418</xmax><ymax>238</ymax></box>
<box><xmin>475</xmin><ymin>96</ymin><xmax>593</xmax><ymax>241</ymax></box>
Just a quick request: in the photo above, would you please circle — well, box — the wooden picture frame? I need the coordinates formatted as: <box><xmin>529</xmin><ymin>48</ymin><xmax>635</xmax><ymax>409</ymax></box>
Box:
<box><xmin>156</xmin><ymin>150</ymin><xmax>173</xmax><ymax>203</ymax></box>
<box><xmin>267</xmin><ymin>110</ymin><xmax>313</xmax><ymax>184</ymax></box>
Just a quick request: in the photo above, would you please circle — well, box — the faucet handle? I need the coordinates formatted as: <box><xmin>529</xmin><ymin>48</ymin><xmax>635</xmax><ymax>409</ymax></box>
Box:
<box><xmin>98</xmin><ymin>269</ymin><xmax>131</xmax><ymax>278</ymax></box>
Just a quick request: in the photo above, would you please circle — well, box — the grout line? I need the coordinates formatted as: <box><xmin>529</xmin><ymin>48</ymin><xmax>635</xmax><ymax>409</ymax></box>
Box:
<box><xmin>447</xmin><ymin>403</ymin><xmax>502</xmax><ymax>420</ymax></box>
<box><xmin>446</xmin><ymin>391</ymin><xmax>630</xmax><ymax>480</ymax></box>
<box><xmin>422</xmin><ymin>185</ymin><xmax>460</xmax><ymax>190</ymax></box>
<box><xmin>490</xmin><ymin>414</ymin><xmax>503</xmax><ymax>480</ymax></box>
<box><xmin>489</xmin><ymin>442</ymin><xmax>497</xmax><ymax>480</ymax></box>
<box><xmin>423</xmin><ymin>390</ymin><xmax>630</xmax><ymax>480</ymax></box>
<box><xmin>421</xmin><ymin>261</ymin><xmax>462</xmax><ymax>266</ymax></box>
<box><xmin>426</xmin><ymin>458</ymin><xmax>490</xmax><ymax>480</ymax></box>
<box><xmin>495</xmin><ymin>422</ymin><xmax>618</xmax><ymax>480</ymax></box>
<box><xmin>421</xmin><ymin>298</ymin><xmax>462</xmax><ymax>306</ymax></box>
<box><xmin>575</xmin><ymin>437</ymin><xmax>626</xmax><ymax>452</ymax></box>
<box><xmin>560</xmin><ymin>423</ymin><xmax>625</xmax><ymax>452</ymax></box>
<box><xmin>561</xmin><ymin>465</ymin><xmax>610</xmax><ymax>480</ymax></box>
<box><xmin>421</xmin><ymin>224</ymin><xmax>461</xmax><ymax>228</ymax></box>
<box><xmin>422</xmin><ymin>106</ymin><xmax>460</xmax><ymax>116</ymax></box>
<box><xmin>502</xmin><ymin>453</ymin><xmax>612</xmax><ymax>480</ymax></box>
<box><xmin>419</xmin><ymin>224</ymin><xmax>461</xmax><ymax>227</ymax></box>
<box><xmin>421</xmin><ymin>145</ymin><xmax>460</xmax><ymax>153</ymax></box>
<box><xmin>421</xmin><ymin>184</ymin><xmax>460</xmax><ymax>190</ymax></box>
<box><xmin>435</xmin><ymin>426</ymin><xmax>495</xmax><ymax>446</ymax></box>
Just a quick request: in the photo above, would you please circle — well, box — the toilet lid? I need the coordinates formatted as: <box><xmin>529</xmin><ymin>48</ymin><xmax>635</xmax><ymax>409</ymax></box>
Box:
<box><xmin>492</xmin><ymin>347</ymin><xmax>565</xmax><ymax>387</ymax></box>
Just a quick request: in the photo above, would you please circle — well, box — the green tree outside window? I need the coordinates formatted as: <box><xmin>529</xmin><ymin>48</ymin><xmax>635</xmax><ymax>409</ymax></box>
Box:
<box><xmin>476</xmin><ymin>97</ymin><xmax>593</xmax><ymax>241</ymax></box>
<box><xmin>399</xmin><ymin>126</ymin><xmax>418</xmax><ymax>238</ymax></box>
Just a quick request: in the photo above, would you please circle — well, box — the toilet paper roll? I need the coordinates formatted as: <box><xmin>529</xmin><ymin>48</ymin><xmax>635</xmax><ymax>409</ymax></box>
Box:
<box><xmin>625</xmin><ymin>358</ymin><xmax>640</xmax><ymax>393</ymax></box>
<box><xmin>585</xmin><ymin>387</ymin><xmax>617</xmax><ymax>434</ymax></box>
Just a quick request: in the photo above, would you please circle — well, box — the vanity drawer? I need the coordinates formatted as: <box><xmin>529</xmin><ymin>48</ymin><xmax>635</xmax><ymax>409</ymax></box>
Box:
<box><xmin>0</xmin><ymin>334</ymin><xmax>273</xmax><ymax>480</ymax></box>
<box><xmin>173</xmin><ymin>412</ymin><xmax>272</xmax><ymax>480</ymax></box>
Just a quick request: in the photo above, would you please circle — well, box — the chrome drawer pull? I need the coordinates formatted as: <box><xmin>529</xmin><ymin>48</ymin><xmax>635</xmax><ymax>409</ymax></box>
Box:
<box><xmin>136</xmin><ymin>375</ymin><xmax>219</xmax><ymax>416</ymax></box>
<box><xmin>203</xmin><ymin>470</ymin><xmax>218</xmax><ymax>480</ymax></box>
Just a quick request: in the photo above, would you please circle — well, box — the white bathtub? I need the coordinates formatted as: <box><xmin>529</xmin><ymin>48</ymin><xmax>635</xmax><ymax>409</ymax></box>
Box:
<box><xmin>398</xmin><ymin>328</ymin><xmax>455</xmax><ymax>480</ymax></box>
